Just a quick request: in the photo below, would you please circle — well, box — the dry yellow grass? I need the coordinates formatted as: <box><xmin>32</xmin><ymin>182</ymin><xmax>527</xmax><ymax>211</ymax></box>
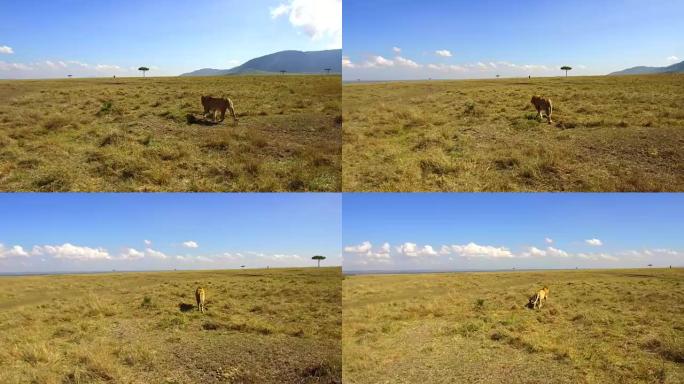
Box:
<box><xmin>0</xmin><ymin>75</ymin><xmax>341</xmax><ymax>191</ymax></box>
<box><xmin>343</xmin><ymin>74</ymin><xmax>684</xmax><ymax>191</ymax></box>
<box><xmin>343</xmin><ymin>268</ymin><xmax>684</xmax><ymax>384</ymax></box>
<box><xmin>0</xmin><ymin>267</ymin><xmax>341</xmax><ymax>384</ymax></box>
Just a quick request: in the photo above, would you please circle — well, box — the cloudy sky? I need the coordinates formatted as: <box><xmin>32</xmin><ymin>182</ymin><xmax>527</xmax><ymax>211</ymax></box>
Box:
<box><xmin>343</xmin><ymin>0</ymin><xmax>684</xmax><ymax>80</ymax></box>
<box><xmin>0</xmin><ymin>0</ymin><xmax>341</xmax><ymax>79</ymax></box>
<box><xmin>0</xmin><ymin>194</ymin><xmax>341</xmax><ymax>273</ymax></box>
<box><xmin>343</xmin><ymin>194</ymin><xmax>683</xmax><ymax>272</ymax></box>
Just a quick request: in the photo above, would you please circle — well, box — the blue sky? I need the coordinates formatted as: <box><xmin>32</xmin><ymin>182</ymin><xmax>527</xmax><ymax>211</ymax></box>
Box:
<box><xmin>0</xmin><ymin>193</ymin><xmax>341</xmax><ymax>273</ymax></box>
<box><xmin>0</xmin><ymin>0</ymin><xmax>341</xmax><ymax>79</ymax></box>
<box><xmin>343</xmin><ymin>193</ymin><xmax>684</xmax><ymax>271</ymax></box>
<box><xmin>343</xmin><ymin>0</ymin><xmax>684</xmax><ymax>80</ymax></box>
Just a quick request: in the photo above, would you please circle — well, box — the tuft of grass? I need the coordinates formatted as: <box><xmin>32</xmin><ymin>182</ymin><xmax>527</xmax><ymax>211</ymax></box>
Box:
<box><xmin>97</xmin><ymin>100</ymin><xmax>113</xmax><ymax>116</ymax></box>
<box><xmin>140</xmin><ymin>296</ymin><xmax>154</xmax><ymax>309</ymax></box>
<box><xmin>42</xmin><ymin>115</ymin><xmax>73</xmax><ymax>130</ymax></box>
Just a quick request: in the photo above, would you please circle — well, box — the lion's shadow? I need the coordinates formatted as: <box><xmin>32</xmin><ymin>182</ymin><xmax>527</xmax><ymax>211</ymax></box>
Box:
<box><xmin>185</xmin><ymin>114</ymin><xmax>223</xmax><ymax>126</ymax></box>
<box><xmin>178</xmin><ymin>302</ymin><xmax>196</xmax><ymax>312</ymax></box>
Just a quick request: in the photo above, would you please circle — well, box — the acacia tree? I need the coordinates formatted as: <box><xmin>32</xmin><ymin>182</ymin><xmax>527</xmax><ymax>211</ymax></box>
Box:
<box><xmin>561</xmin><ymin>66</ymin><xmax>572</xmax><ymax>77</ymax></box>
<box><xmin>312</xmin><ymin>255</ymin><xmax>326</xmax><ymax>268</ymax></box>
<box><xmin>324</xmin><ymin>68</ymin><xmax>331</xmax><ymax>75</ymax></box>
<box><xmin>138</xmin><ymin>66</ymin><xmax>150</xmax><ymax>77</ymax></box>
<box><xmin>280</xmin><ymin>70</ymin><xmax>286</xmax><ymax>75</ymax></box>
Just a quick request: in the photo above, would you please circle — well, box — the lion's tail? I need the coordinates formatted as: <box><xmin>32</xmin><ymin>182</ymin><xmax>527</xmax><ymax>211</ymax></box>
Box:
<box><xmin>226</xmin><ymin>97</ymin><xmax>238</xmax><ymax>122</ymax></box>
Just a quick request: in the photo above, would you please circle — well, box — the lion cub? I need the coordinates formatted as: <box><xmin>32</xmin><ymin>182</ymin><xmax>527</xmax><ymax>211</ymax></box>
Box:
<box><xmin>201</xmin><ymin>95</ymin><xmax>238</xmax><ymax>124</ymax></box>
<box><xmin>531</xmin><ymin>95</ymin><xmax>553</xmax><ymax>124</ymax></box>
<box><xmin>528</xmin><ymin>286</ymin><xmax>549</xmax><ymax>309</ymax></box>
<box><xmin>195</xmin><ymin>287</ymin><xmax>206</xmax><ymax>313</ymax></box>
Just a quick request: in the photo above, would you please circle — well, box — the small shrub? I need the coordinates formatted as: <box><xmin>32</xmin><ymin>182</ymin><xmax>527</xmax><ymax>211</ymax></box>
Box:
<box><xmin>463</xmin><ymin>101</ymin><xmax>484</xmax><ymax>117</ymax></box>
<box><xmin>97</xmin><ymin>100</ymin><xmax>113</xmax><ymax>116</ymax></box>
<box><xmin>140</xmin><ymin>296</ymin><xmax>153</xmax><ymax>308</ymax></box>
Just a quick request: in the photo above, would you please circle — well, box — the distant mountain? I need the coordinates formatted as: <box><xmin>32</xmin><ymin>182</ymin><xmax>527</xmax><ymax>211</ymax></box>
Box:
<box><xmin>180</xmin><ymin>49</ymin><xmax>341</xmax><ymax>77</ymax></box>
<box><xmin>608</xmin><ymin>60</ymin><xmax>684</xmax><ymax>75</ymax></box>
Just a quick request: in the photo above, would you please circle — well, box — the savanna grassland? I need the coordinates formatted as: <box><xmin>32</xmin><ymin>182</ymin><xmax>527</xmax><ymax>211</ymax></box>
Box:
<box><xmin>342</xmin><ymin>74</ymin><xmax>684</xmax><ymax>191</ymax></box>
<box><xmin>0</xmin><ymin>75</ymin><xmax>341</xmax><ymax>191</ymax></box>
<box><xmin>343</xmin><ymin>268</ymin><xmax>684</xmax><ymax>384</ymax></box>
<box><xmin>0</xmin><ymin>267</ymin><xmax>341</xmax><ymax>384</ymax></box>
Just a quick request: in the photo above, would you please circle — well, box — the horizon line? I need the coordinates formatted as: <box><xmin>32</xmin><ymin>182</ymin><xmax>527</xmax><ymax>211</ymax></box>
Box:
<box><xmin>344</xmin><ymin>265</ymin><xmax>681</xmax><ymax>276</ymax></box>
<box><xmin>0</xmin><ymin>72</ymin><xmax>342</xmax><ymax>81</ymax></box>
<box><xmin>0</xmin><ymin>265</ymin><xmax>343</xmax><ymax>277</ymax></box>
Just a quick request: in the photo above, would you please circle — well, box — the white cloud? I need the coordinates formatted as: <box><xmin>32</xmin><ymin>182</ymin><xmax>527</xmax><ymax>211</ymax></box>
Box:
<box><xmin>0</xmin><ymin>46</ymin><xmax>13</xmax><ymax>54</ymax></box>
<box><xmin>342</xmin><ymin>56</ymin><xmax>355</xmax><ymax>69</ymax></box>
<box><xmin>120</xmin><ymin>248</ymin><xmax>144</xmax><ymax>260</ymax></box>
<box><xmin>344</xmin><ymin>54</ymin><xmax>559</xmax><ymax>79</ymax></box>
<box><xmin>366</xmin><ymin>55</ymin><xmax>394</xmax><ymax>67</ymax></box>
<box><xmin>176</xmin><ymin>255</ymin><xmax>213</xmax><ymax>263</ymax></box>
<box><xmin>32</xmin><ymin>243</ymin><xmax>111</xmax><ymax>261</ymax></box>
<box><xmin>270</xmin><ymin>254</ymin><xmax>303</xmax><ymax>260</ymax></box>
<box><xmin>525</xmin><ymin>246</ymin><xmax>547</xmax><ymax>257</ymax></box>
<box><xmin>545</xmin><ymin>237</ymin><xmax>554</xmax><ymax>244</ymax></box>
<box><xmin>546</xmin><ymin>247</ymin><xmax>569</xmax><ymax>258</ymax></box>
<box><xmin>270</xmin><ymin>0</ymin><xmax>342</xmax><ymax>48</ymax></box>
<box><xmin>667</xmin><ymin>56</ymin><xmax>680</xmax><ymax>63</ymax></box>
<box><xmin>95</xmin><ymin>64</ymin><xmax>121</xmax><ymax>72</ymax></box>
<box><xmin>441</xmin><ymin>242</ymin><xmax>514</xmax><ymax>258</ymax></box>
<box><xmin>145</xmin><ymin>248</ymin><xmax>167</xmax><ymax>259</ymax></box>
<box><xmin>521</xmin><ymin>246</ymin><xmax>569</xmax><ymax>258</ymax></box>
<box><xmin>393</xmin><ymin>47</ymin><xmax>401</xmax><ymax>54</ymax></box>
<box><xmin>396</xmin><ymin>242</ymin><xmax>438</xmax><ymax>257</ymax></box>
<box><xmin>585</xmin><ymin>238</ymin><xmax>603</xmax><ymax>246</ymax></box>
<box><xmin>344</xmin><ymin>241</ymin><xmax>392</xmax><ymax>264</ymax></box>
<box><xmin>0</xmin><ymin>59</ymin><xmax>141</xmax><ymax>79</ymax></box>
<box><xmin>67</xmin><ymin>60</ymin><xmax>89</xmax><ymax>68</ymax></box>
<box><xmin>344</xmin><ymin>241</ymin><xmax>373</xmax><ymax>254</ymax></box>
<box><xmin>395</xmin><ymin>56</ymin><xmax>421</xmax><ymax>68</ymax></box>
<box><xmin>0</xmin><ymin>61</ymin><xmax>32</xmax><ymax>71</ymax></box>
<box><xmin>144</xmin><ymin>240</ymin><xmax>152</xmax><ymax>246</ymax></box>
<box><xmin>652</xmin><ymin>248</ymin><xmax>679</xmax><ymax>255</ymax></box>
<box><xmin>427</xmin><ymin>63</ymin><xmax>466</xmax><ymax>72</ymax></box>
<box><xmin>435</xmin><ymin>49</ymin><xmax>452</xmax><ymax>57</ymax></box>
<box><xmin>0</xmin><ymin>244</ymin><xmax>29</xmax><ymax>258</ymax></box>
<box><xmin>618</xmin><ymin>248</ymin><xmax>681</xmax><ymax>258</ymax></box>
<box><xmin>577</xmin><ymin>253</ymin><xmax>618</xmax><ymax>261</ymax></box>
<box><xmin>182</xmin><ymin>241</ymin><xmax>199</xmax><ymax>249</ymax></box>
